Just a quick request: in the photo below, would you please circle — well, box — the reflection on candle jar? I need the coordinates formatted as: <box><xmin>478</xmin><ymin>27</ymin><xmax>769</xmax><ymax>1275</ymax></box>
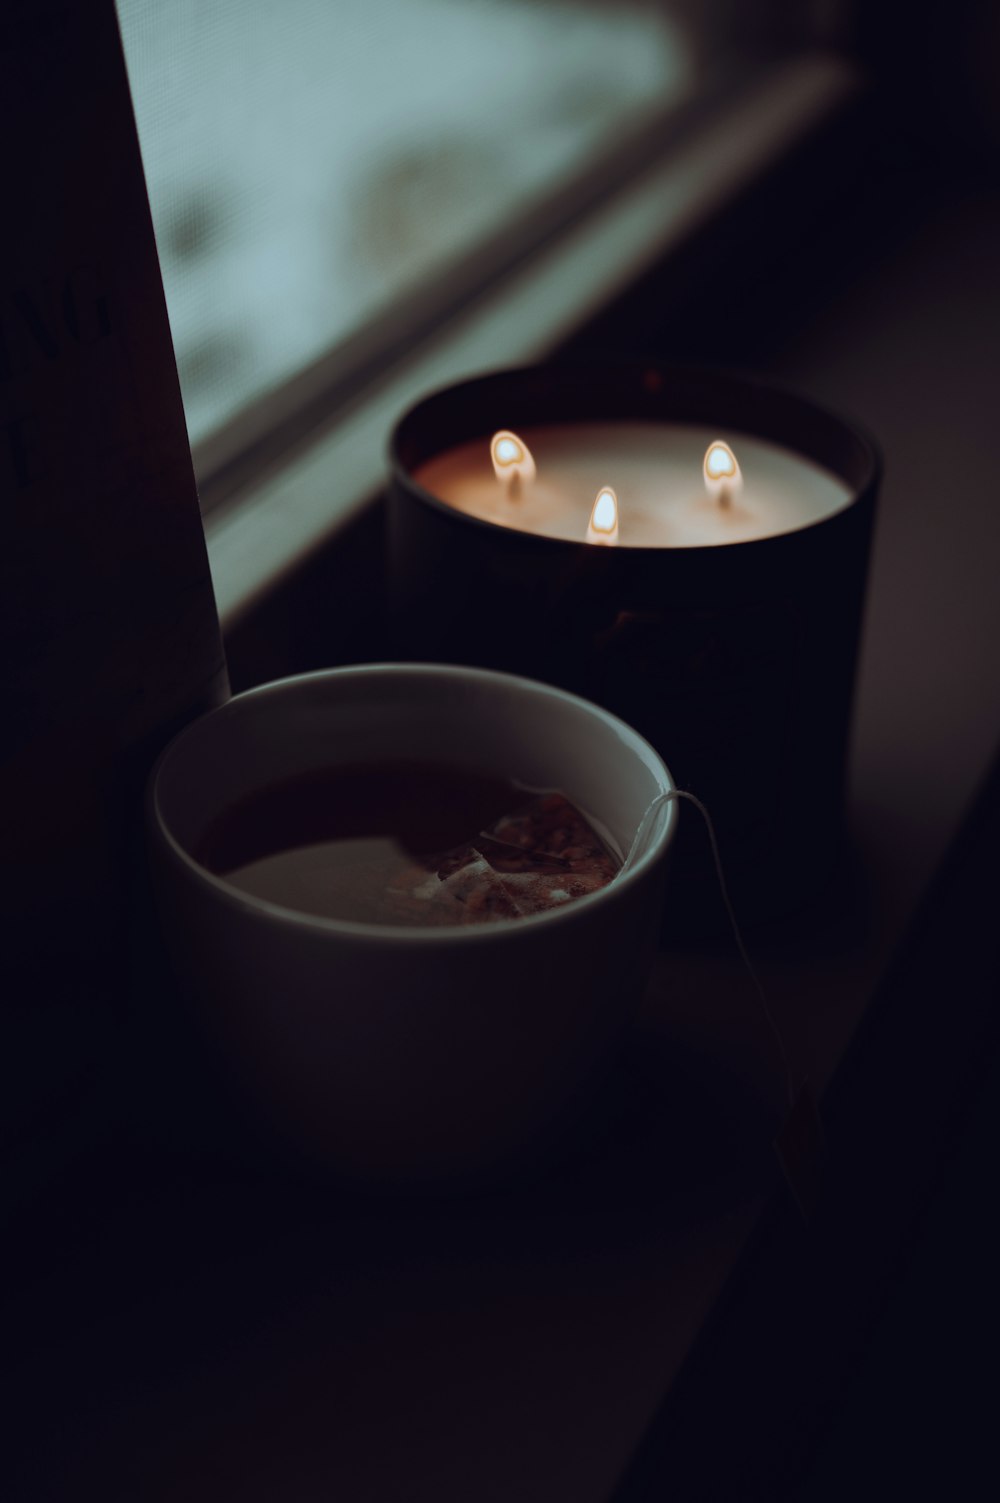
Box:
<box><xmin>387</xmin><ymin>364</ymin><xmax>880</xmax><ymax>927</ymax></box>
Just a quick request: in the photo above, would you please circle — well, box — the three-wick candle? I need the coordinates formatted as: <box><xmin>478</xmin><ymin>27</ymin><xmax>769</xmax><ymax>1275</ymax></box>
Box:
<box><xmin>388</xmin><ymin>364</ymin><xmax>880</xmax><ymax>925</ymax></box>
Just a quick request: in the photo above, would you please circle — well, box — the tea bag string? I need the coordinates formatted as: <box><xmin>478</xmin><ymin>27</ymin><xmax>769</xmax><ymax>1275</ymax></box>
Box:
<box><xmin>625</xmin><ymin>789</ymin><xmax>796</xmax><ymax>1108</ymax></box>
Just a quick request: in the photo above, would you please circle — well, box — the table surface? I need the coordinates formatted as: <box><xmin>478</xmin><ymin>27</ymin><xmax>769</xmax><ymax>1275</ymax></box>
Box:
<box><xmin>6</xmin><ymin>184</ymin><xmax>1000</xmax><ymax>1503</ymax></box>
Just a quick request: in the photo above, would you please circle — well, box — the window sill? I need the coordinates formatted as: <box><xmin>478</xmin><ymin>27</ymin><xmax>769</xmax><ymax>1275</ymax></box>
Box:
<box><xmin>205</xmin><ymin>52</ymin><xmax>861</xmax><ymax>631</ymax></box>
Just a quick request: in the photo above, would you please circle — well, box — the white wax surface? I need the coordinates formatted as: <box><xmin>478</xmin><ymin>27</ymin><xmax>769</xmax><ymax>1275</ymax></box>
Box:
<box><xmin>414</xmin><ymin>423</ymin><xmax>852</xmax><ymax>547</ymax></box>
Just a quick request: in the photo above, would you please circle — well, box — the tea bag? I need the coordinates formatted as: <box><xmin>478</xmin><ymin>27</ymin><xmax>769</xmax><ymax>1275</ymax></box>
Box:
<box><xmin>399</xmin><ymin>792</ymin><xmax>619</xmax><ymax>925</ymax></box>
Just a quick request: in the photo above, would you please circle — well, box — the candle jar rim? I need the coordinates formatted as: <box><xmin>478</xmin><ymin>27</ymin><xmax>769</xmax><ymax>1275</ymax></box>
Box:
<box><xmin>389</xmin><ymin>360</ymin><xmax>882</xmax><ymax>553</ymax></box>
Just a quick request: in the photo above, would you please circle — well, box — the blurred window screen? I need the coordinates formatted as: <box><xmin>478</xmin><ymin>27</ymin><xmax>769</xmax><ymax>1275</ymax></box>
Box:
<box><xmin>116</xmin><ymin>2</ymin><xmax>722</xmax><ymax>458</ymax></box>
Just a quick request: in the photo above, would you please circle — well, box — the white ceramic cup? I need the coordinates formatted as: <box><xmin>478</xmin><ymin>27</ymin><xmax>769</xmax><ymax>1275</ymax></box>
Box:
<box><xmin>147</xmin><ymin>664</ymin><xmax>677</xmax><ymax>1181</ymax></box>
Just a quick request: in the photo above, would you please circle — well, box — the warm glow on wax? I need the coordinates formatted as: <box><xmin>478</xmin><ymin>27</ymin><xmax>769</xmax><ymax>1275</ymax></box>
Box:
<box><xmin>416</xmin><ymin>424</ymin><xmax>853</xmax><ymax>547</ymax></box>
<box><xmin>587</xmin><ymin>485</ymin><xmax>619</xmax><ymax>546</ymax></box>
<box><xmin>703</xmin><ymin>440</ymin><xmax>742</xmax><ymax>509</ymax></box>
<box><xmin>490</xmin><ymin>430</ymin><xmax>536</xmax><ymax>495</ymax></box>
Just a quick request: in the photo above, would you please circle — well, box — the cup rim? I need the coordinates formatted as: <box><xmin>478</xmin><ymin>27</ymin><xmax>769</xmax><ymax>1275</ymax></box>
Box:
<box><xmin>148</xmin><ymin>662</ymin><xmax>678</xmax><ymax>945</ymax></box>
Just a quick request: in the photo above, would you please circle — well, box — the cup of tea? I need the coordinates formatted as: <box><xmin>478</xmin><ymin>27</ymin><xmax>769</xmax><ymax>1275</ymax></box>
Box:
<box><xmin>147</xmin><ymin>663</ymin><xmax>677</xmax><ymax>1181</ymax></box>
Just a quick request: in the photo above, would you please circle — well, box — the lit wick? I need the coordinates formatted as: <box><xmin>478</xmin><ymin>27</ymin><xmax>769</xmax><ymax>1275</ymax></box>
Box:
<box><xmin>587</xmin><ymin>485</ymin><xmax>619</xmax><ymax>546</ymax></box>
<box><xmin>490</xmin><ymin>430</ymin><xmax>536</xmax><ymax>499</ymax></box>
<box><xmin>703</xmin><ymin>440</ymin><xmax>742</xmax><ymax>510</ymax></box>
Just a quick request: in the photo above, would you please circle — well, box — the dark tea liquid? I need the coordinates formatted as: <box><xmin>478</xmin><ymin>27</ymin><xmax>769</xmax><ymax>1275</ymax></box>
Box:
<box><xmin>198</xmin><ymin>760</ymin><xmax>619</xmax><ymax>927</ymax></box>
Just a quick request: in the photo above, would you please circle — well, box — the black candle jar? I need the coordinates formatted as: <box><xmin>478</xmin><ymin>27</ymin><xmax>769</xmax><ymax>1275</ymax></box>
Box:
<box><xmin>387</xmin><ymin>364</ymin><xmax>880</xmax><ymax>925</ymax></box>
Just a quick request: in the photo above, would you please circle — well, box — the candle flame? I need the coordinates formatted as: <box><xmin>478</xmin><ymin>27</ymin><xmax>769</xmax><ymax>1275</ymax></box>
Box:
<box><xmin>587</xmin><ymin>485</ymin><xmax>619</xmax><ymax>546</ymax></box>
<box><xmin>703</xmin><ymin>440</ymin><xmax>742</xmax><ymax>508</ymax></box>
<box><xmin>490</xmin><ymin>429</ymin><xmax>536</xmax><ymax>495</ymax></box>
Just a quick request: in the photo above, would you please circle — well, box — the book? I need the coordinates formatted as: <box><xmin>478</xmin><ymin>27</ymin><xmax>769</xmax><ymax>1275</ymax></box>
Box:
<box><xmin>1</xmin><ymin>1</ymin><xmax>229</xmax><ymax>1156</ymax></box>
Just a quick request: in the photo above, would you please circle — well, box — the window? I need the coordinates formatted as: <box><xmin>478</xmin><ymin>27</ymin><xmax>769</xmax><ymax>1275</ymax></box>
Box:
<box><xmin>118</xmin><ymin>1</ymin><xmax>696</xmax><ymax>473</ymax></box>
